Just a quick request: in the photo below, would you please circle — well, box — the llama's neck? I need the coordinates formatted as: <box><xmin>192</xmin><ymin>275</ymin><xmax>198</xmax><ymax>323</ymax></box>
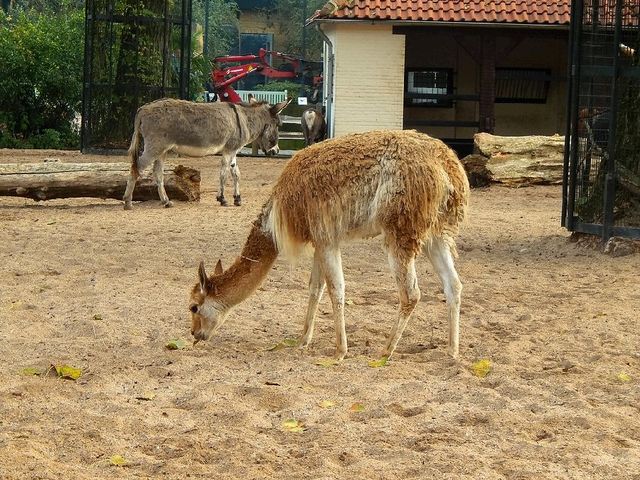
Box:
<box><xmin>217</xmin><ymin>214</ymin><xmax>278</xmax><ymax>306</ymax></box>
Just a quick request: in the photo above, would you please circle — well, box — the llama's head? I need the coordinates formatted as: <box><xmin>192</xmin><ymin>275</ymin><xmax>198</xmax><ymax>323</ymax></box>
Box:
<box><xmin>189</xmin><ymin>260</ymin><xmax>229</xmax><ymax>343</ymax></box>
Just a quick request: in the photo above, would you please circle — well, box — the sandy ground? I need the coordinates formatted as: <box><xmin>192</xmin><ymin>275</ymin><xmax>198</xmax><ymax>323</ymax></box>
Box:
<box><xmin>0</xmin><ymin>148</ymin><xmax>639</xmax><ymax>480</ymax></box>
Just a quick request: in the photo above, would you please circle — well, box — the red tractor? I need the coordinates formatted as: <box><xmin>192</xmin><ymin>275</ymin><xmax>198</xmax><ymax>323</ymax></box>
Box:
<box><xmin>209</xmin><ymin>48</ymin><xmax>322</xmax><ymax>103</ymax></box>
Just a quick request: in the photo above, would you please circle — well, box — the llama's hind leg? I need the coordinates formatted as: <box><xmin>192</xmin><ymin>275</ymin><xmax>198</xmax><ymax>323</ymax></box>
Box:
<box><xmin>382</xmin><ymin>250</ymin><xmax>421</xmax><ymax>359</ymax></box>
<box><xmin>152</xmin><ymin>156</ymin><xmax>173</xmax><ymax>208</ymax></box>
<box><xmin>426</xmin><ymin>236</ymin><xmax>462</xmax><ymax>358</ymax></box>
<box><xmin>299</xmin><ymin>250</ymin><xmax>326</xmax><ymax>348</ymax></box>
<box><xmin>317</xmin><ymin>247</ymin><xmax>347</xmax><ymax>361</ymax></box>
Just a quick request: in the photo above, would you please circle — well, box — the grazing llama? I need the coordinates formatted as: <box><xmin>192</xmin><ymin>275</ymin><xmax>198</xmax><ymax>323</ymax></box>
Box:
<box><xmin>189</xmin><ymin>130</ymin><xmax>470</xmax><ymax>360</ymax></box>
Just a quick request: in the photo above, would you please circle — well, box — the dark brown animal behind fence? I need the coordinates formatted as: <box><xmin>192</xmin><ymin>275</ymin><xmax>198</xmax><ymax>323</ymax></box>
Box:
<box><xmin>123</xmin><ymin>98</ymin><xmax>290</xmax><ymax>209</ymax></box>
<box><xmin>301</xmin><ymin>107</ymin><xmax>327</xmax><ymax>146</ymax></box>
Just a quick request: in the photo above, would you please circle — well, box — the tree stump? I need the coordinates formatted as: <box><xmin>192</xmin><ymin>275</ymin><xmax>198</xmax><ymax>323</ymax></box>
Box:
<box><xmin>0</xmin><ymin>162</ymin><xmax>200</xmax><ymax>202</ymax></box>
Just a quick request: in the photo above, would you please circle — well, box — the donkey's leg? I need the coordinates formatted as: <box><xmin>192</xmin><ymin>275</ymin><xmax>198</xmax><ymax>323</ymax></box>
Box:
<box><xmin>382</xmin><ymin>249</ymin><xmax>421</xmax><ymax>359</ymax></box>
<box><xmin>153</xmin><ymin>155</ymin><xmax>173</xmax><ymax>208</ymax></box>
<box><xmin>217</xmin><ymin>153</ymin><xmax>232</xmax><ymax>206</ymax></box>
<box><xmin>123</xmin><ymin>171</ymin><xmax>138</xmax><ymax>211</ymax></box>
<box><xmin>426</xmin><ymin>236</ymin><xmax>462</xmax><ymax>358</ymax></box>
<box><xmin>230</xmin><ymin>155</ymin><xmax>242</xmax><ymax>206</ymax></box>
<box><xmin>317</xmin><ymin>246</ymin><xmax>347</xmax><ymax>361</ymax></box>
<box><xmin>123</xmin><ymin>147</ymin><xmax>156</xmax><ymax>210</ymax></box>
<box><xmin>299</xmin><ymin>249</ymin><xmax>326</xmax><ymax>348</ymax></box>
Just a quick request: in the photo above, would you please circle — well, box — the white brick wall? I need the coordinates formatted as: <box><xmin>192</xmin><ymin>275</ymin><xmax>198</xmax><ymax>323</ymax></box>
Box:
<box><xmin>326</xmin><ymin>24</ymin><xmax>405</xmax><ymax>137</ymax></box>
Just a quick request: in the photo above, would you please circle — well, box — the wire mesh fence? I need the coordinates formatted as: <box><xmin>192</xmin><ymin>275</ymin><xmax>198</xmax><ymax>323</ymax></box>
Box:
<box><xmin>564</xmin><ymin>0</ymin><xmax>640</xmax><ymax>239</ymax></box>
<box><xmin>82</xmin><ymin>0</ymin><xmax>192</xmax><ymax>152</ymax></box>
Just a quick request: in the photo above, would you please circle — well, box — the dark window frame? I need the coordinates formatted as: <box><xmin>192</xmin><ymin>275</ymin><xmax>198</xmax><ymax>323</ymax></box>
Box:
<box><xmin>404</xmin><ymin>67</ymin><xmax>454</xmax><ymax>108</ymax></box>
<box><xmin>495</xmin><ymin>68</ymin><xmax>551</xmax><ymax>104</ymax></box>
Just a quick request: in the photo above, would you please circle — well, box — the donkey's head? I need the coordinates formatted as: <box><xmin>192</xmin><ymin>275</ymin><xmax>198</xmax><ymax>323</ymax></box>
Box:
<box><xmin>254</xmin><ymin>99</ymin><xmax>291</xmax><ymax>155</ymax></box>
<box><xmin>190</xmin><ymin>260</ymin><xmax>229</xmax><ymax>343</ymax></box>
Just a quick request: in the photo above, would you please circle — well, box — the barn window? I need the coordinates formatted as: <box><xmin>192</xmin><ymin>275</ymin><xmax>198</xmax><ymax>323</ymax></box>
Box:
<box><xmin>405</xmin><ymin>68</ymin><xmax>453</xmax><ymax>107</ymax></box>
<box><xmin>495</xmin><ymin>68</ymin><xmax>551</xmax><ymax>104</ymax></box>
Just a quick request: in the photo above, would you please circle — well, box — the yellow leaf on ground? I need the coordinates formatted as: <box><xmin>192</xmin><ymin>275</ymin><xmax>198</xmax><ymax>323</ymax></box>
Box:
<box><xmin>319</xmin><ymin>400</ymin><xmax>335</xmax><ymax>409</ymax></box>
<box><xmin>314</xmin><ymin>358</ymin><xmax>339</xmax><ymax>367</ymax></box>
<box><xmin>472</xmin><ymin>359</ymin><xmax>492</xmax><ymax>378</ymax></box>
<box><xmin>282</xmin><ymin>419</ymin><xmax>306</xmax><ymax>433</ymax></box>
<box><xmin>54</xmin><ymin>364</ymin><xmax>82</xmax><ymax>380</ymax></box>
<box><xmin>350</xmin><ymin>402</ymin><xmax>365</xmax><ymax>413</ymax></box>
<box><xmin>617</xmin><ymin>372</ymin><xmax>632</xmax><ymax>383</ymax></box>
<box><xmin>20</xmin><ymin>367</ymin><xmax>41</xmax><ymax>376</ymax></box>
<box><xmin>267</xmin><ymin>338</ymin><xmax>298</xmax><ymax>351</ymax></box>
<box><xmin>368</xmin><ymin>356</ymin><xmax>389</xmax><ymax>368</ymax></box>
<box><xmin>165</xmin><ymin>339</ymin><xmax>187</xmax><ymax>350</ymax></box>
<box><xmin>345</xmin><ymin>299</ymin><xmax>354</xmax><ymax>305</ymax></box>
<box><xmin>109</xmin><ymin>455</ymin><xmax>128</xmax><ymax>466</ymax></box>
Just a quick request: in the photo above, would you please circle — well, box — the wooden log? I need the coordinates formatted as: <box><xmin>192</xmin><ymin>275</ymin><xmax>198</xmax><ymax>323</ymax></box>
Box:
<box><xmin>0</xmin><ymin>162</ymin><xmax>200</xmax><ymax>202</ymax></box>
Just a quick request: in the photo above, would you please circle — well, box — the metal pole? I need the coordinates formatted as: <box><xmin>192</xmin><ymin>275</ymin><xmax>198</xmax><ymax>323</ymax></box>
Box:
<box><xmin>204</xmin><ymin>0</ymin><xmax>210</xmax><ymax>58</ymax></box>
<box><xmin>562</xmin><ymin>0</ymin><xmax>578</xmax><ymax>226</ymax></box>
<box><xmin>566</xmin><ymin>0</ymin><xmax>584</xmax><ymax>232</ymax></box>
<box><xmin>602</xmin><ymin>0</ymin><xmax>624</xmax><ymax>241</ymax></box>
<box><xmin>302</xmin><ymin>0</ymin><xmax>307</xmax><ymax>58</ymax></box>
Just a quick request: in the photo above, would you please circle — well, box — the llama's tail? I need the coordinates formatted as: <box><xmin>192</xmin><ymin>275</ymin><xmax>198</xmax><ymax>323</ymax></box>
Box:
<box><xmin>128</xmin><ymin>113</ymin><xmax>143</xmax><ymax>178</ymax></box>
<box><xmin>263</xmin><ymin>197</ymin><xmax>310</xmax><ymax>263</ymax></box>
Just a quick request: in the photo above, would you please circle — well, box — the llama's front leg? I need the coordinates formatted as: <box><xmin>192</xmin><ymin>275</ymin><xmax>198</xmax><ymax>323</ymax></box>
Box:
<box><xmin>382</xmin><ymin>251</ymin><xmax>421</xmax><ymax>359</ymax></box>
<box><xmin>230</xmin><ymin>155</ymin><xmax>241</xmax><ymax>206</ymax></box>
<box><xmin>299</xmin><ymin>250</ymin><xmax>326</xmax><ymax>348</ymax></box>
<box><xmin>217</xmin><ymin>154</ymin><xmax>232</xmax><ymax>206</ymax></box>
<box><xmin>153</xmin><ymin>158</ymin><xmax>173</xmax><ymax>208</ymax></box>
<box><xmin>318</xmin><ymin>247</ymin><xmax>347</xmax><ymax>361</ymax></box>
<box><xmin>426</xmin><ymin>236</ymin><xmax>462</xmax><ymax>358</ymax></box>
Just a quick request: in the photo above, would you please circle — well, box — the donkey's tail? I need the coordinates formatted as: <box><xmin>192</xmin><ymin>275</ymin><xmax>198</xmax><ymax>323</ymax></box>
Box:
<box><xmin>128</xmin><ymin>113</ymin><xmax>143</xmax><ymax>178</ymax></box>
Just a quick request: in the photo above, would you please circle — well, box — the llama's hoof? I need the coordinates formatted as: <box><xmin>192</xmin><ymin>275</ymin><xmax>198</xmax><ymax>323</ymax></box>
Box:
<box><xmin>233</xmin><ymin>195</ymin><xmax>242</xmax><ymax>206</ymax></box>
<box><xmin>163</xmin><ymin>201</ymin><xmax>174</xmax><ymax>208</ymax></box>
<box><xmin>333</xmin><ymin>350</ymin><xmax>347</xmax><ymax>362</ymax></box>
<box><xmin>123</xmin><ymin>202</ymin><xmax>133</xmax><ymax>211</ymax></box>
<box><xmin>216</xmin><ymin>195</ymin><xmax>228</xmax><ymax>206</ymax></box>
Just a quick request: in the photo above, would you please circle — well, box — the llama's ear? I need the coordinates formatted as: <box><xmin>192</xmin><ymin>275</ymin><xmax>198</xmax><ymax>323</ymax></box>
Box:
<box><xmin>248</xmin><ymin>94</ymin><xmax>257</xmax><ymax>104</ymax></box>
<box><xmin>214</xmin><ymin>258</ymin><xmax>223</xmax><ymax>275</ymax></box>
<box><xmin>198</xmin><ymin>261</ymin><xmax>209</xmax><ymax>295</ymax></box>
<box><xmin>270</xmin><ymin>99</ymin><xmax>291</xmax><ymax>116</ymax></box>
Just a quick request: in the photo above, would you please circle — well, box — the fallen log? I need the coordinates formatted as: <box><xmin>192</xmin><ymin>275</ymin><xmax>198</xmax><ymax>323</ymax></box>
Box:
<box><xmin>0</xmin><ymin>162</ymin><xmax>200</xmax><ymax>202</ymax></box>
<box><xmin>461</xmin><ymin>133</ymin><xmax>565</xmax><ymax>187</ymax></box>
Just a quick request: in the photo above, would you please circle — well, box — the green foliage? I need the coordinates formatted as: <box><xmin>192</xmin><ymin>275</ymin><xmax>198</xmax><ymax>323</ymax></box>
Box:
<box><xmin>254</xmin><ymin>80</ymin><xmax>304</xmax><ymax>95</ymax></box>
<box><xmin>270</xmin><ymin>0</ymin><xmax>326</xmax><ymax>60</ymax></box>
<box><xmin>193</xmin><ymin>0</ymin><xmax>239</xmax><ymax>58</ymax></box>
<box><xmin>0</xmin><ymin>3</ymin><xmax>83</xmax><ymax>148</ymax></box>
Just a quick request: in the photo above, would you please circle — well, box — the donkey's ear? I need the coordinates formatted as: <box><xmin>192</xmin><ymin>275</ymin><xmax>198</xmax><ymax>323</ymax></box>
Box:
<box><xmin>198</xmin><ymin>261</ymin><xmax>209</xmax><ymax>295</ymax></box>
<box><xmin>248</xmin><ymin>93</ymin><xmax>257</xmax><ymax>104</ymax></box>
<box><xmin>214</xmin><ymin>258</ymin><xmax>223</xmax><ymax>275</ymax></box>
<box><xmin>270</xmin><ymin>99</ymin><xmax>291</xmax><ymax>116</ymax></box>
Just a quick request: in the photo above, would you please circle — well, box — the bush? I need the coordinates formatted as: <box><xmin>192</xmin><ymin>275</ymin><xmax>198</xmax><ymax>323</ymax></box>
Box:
<box><xmin>0</xmin><ymin>4</ymin><xmax>84</xmax><ymax>149</ymax></box>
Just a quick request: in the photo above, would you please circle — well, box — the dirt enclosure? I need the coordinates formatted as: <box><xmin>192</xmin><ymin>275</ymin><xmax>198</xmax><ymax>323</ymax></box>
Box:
<box><xmin>0</xmin><ymin>149</ymin><xmax>639</xmax><ymax>480</ymax></box>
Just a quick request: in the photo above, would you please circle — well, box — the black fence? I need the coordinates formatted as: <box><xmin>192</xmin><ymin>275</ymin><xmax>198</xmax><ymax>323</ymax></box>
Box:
<box><xmin>563</xmin><ymin>0</ymin><xmax>640</xmax><ymax>240</ymax></box>
<box><xmin>82</xmin><ymin>0</ymin><xmax>192</xmax><ymax>152</ymax></box>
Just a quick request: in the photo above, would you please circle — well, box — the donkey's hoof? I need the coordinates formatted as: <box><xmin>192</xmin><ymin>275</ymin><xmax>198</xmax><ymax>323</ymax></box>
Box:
<box><xmin>163</xmin><ymin>201</ymin><xmax>174</xmax><ymax>208</ymax></box>
<box><xmin>216</xmin><ymin>195</ymin><xmax>228</xmax><ymax>207</ymax></box>
<box><xmin>123</xmin><ymin>202</ymin><xmax>133</xmax><ymax>211</ymax></box>
<box><xmin>233</xmin><ymin>195</ymin><xmax>242</xmax><ymax>207</ymax></box>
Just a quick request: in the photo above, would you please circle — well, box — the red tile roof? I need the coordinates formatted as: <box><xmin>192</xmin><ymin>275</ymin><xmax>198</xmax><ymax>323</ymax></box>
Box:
<box><xmin>309</xmin><ymin>0</ymin><xmax>571</xmax><ymax>25</ymax></box>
